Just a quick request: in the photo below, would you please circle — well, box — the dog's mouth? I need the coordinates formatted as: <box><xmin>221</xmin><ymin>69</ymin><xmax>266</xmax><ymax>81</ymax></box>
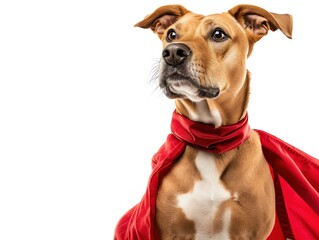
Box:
<box><xmin>160</xmin><ymin>73</ymin><xmax>220</xmax><ymax>102</ymax></box>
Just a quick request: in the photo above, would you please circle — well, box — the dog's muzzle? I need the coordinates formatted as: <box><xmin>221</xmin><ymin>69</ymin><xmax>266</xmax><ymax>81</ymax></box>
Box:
<box><xmin>159</xmin><ymin>43</ymin><xmax>220</xmax><ymax>101</ymax></box>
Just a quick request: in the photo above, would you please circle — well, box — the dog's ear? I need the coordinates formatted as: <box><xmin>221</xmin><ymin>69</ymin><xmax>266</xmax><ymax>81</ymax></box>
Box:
<box><xmin>229</xmin><ymin>4</ymin><xmax>292</xmax><ymax>55</ymax></box>
<box><xmin>134</xmin><ymin>5</ymin><xmax>190</xmax><ymax>39</ymax></box>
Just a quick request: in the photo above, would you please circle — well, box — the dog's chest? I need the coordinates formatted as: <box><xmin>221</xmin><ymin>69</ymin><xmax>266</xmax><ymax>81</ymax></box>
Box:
<box><xmin>177</xmin><ymin>150</ymin><xmax>232</xmax><ymax>239</ymax></box>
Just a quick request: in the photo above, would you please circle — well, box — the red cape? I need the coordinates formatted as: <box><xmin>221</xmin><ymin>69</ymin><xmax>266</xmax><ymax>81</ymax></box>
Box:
<box><xmin>115</xmin><ymin>112</ymin><xmax>319</xmax><ymax>240</ymax></box>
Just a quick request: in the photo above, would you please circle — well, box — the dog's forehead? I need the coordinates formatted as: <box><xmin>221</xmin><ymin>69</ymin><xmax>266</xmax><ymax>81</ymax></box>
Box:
<box><xmin>177</xmin><ymin>12</ymin><xmax>239</xmax><ymax>33</ymax></box>
<box><xmin>174</xmin><ymin>13</ymin><xmax>204</xmax><ymax>32</ymax></box>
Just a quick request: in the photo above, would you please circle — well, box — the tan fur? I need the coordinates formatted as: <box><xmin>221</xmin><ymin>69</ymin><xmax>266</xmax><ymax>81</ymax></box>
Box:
<box><xmin>136</xmin><ymin>4</ymin><xmax>292</xmax><ymax>240</ymax></box>
<box><xmin>156</xmin><ymin>146</ymin><xmax>198</xmax><ymax>239</ymax></box>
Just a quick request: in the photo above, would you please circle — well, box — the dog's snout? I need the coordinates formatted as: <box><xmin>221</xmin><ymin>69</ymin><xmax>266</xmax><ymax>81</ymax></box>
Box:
<box><xmin>162</xmin><ymin>43</ymin><xmax>192</xmax><ymax>67</ymax></box>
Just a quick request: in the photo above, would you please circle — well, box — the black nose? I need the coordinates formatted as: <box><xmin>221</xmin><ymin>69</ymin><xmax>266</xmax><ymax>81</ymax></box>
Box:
<box><xmin>162</xmin><ymin>43</ymin><xmax>192</xmax><ymax>67</ymax></box>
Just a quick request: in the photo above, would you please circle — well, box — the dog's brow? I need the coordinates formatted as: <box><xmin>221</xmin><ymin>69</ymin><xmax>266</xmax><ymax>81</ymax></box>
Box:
<box><xmin>175</xmin><ymin>22</ymin><xmax>182</xmax><ymax>31</ymax></box>
<box><xmin>203</xmin><ymin>19</ymin><xmax>215</xmax><ymax>30</ymax></box>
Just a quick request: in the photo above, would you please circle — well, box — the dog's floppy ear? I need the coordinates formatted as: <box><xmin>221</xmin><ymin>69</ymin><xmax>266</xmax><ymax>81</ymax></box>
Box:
<box><xmin>134</xmin><ymin>5</ymin><xmax>190</xmax><ymax>39</ymax></box>
<box><xmin>229</xmin><ymin>4</ymin><xmax>292</xmax><ymax>55</ymax></box>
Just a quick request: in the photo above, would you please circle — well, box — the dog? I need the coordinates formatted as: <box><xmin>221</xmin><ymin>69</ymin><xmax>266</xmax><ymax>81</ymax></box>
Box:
<box><xmin>115</xmin><ymin>4</ymin><xmax>318</xmax><ymax>240</ymax></box>
<box><xmin>133</xmin><ymin>4</ymin><xmax>292</xmax><ymax>239</ymax></box>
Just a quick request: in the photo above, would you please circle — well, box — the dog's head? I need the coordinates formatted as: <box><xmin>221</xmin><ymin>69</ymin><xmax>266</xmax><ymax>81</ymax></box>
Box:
<box><xmin>135</xmin><ymin>4</ymin><xmax>292</xmax><ymax>103</ymax></box>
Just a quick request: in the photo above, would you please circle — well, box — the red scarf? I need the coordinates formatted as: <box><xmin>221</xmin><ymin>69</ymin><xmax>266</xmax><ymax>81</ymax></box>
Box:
<box><xmin>115</xmin><ymin>111</ymin><xmax>319</xmax><ymax>240</ymax></box>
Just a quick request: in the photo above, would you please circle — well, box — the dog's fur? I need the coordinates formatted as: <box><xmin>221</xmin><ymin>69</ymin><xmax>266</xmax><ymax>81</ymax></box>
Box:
<box><xmin>135</xmin><ymin>4</ymin><xmax>292</xmax><ymax>240</ymax></box>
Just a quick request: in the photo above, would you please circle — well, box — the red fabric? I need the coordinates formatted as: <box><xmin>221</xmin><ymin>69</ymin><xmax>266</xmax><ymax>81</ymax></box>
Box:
<box><xmin>171</xmin><ymin>111</ymin><xmax>251</xmax><ymax>153</ymax></box>
<box><xmin>256</xmin><ymin>130</ymin><xmax>319</xmax><ymax>239</ymax></box>
<box><xmin>115</xmin><ymin>112</ymin><xmax>319</xmax><ymax>240</ymax></box>
<box><xmin>115</xmin><ymin>134</ymin><xmax>184</xmax><ymax>240</ymax></box>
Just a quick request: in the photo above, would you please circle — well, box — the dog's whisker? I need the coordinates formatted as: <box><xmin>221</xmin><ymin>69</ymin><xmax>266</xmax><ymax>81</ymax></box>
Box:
<box><xmin>150</xmin><ymin>83</ymin><xmax>161</xmax><ymax>96</ymax></box>
<box><xmin>149</xmin><ymin>59</ymin><xmax>160</xmax><ymax>81</ymax></box>
<box><xmin>150</xmin><ymin>68</ymin><xmax>159</xmax><ymax>79</ymax></box>
<box><xmin>148</xmin><ymin>58</ymin><xmax>161</xmax><ymax>95</ymax></box>
<box><xmin>150</xmin><ymin>72</ymin><xmax>160</xmax><ymax>87</ymax></box>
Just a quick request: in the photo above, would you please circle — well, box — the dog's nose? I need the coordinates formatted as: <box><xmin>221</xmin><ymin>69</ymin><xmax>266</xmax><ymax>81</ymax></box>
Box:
<box><xmin>162</xmin><ymin>43</ymin><xmax>192</xmax><ymax>67</ymax></box>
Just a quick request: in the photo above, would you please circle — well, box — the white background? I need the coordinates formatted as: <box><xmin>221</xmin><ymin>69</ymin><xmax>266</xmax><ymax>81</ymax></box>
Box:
<box><xmin>0</xmin><ymin>0</ymin><xmax>318</xmax><ymax>239</ymax></box>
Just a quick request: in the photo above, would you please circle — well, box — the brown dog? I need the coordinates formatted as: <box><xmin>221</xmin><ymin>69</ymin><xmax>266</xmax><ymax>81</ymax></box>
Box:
<box><xmin>132</xmin><ymin>4</ymin><xmax>292</xmax><ymax>240</ymax></box>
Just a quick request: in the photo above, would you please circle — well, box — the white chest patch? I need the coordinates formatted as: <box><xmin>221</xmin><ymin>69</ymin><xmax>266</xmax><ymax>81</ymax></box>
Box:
<box><xmin>177</xmin><ymin>151</ymin><xmax>231</xmax><ymax>239</ymax></box>
<box><xmin>188</xmin><ymin>101</ymin><xmax>223</xmax><ymax>127</ymax></box>
<box><xmin>211</xmin><ymin>110</ymin><xmax>222</xmax><ymax>128</ymax></box>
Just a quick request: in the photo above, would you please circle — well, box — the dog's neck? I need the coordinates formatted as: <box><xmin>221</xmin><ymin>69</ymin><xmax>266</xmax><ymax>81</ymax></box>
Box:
<box><xmin>175</xmin><ymin>72</ymin><xmax>250</xmax><ymax>127</ymax></box>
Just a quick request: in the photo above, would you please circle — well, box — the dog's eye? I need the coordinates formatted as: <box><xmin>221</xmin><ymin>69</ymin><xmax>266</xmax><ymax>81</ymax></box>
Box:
<box><xmin>211</xmin><ymin>29</ymin><xmax>228</xmax><ymax>42</ymax></box>
<box><xmin>166</xmin><ymin>29</ymin><xmax>177</xmax><ymax>42</ymax></box>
